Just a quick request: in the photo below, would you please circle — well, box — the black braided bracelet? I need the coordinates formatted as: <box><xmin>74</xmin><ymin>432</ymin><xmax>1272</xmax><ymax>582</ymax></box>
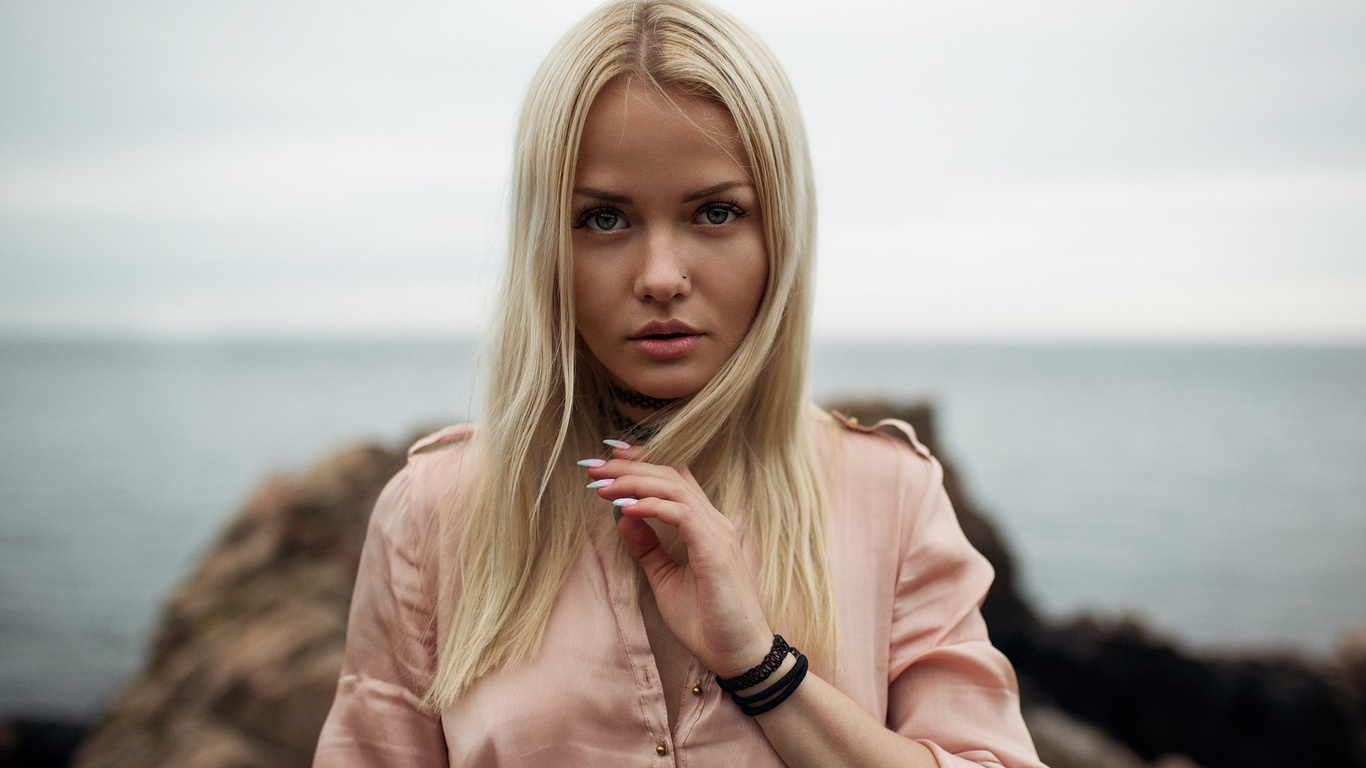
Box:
<box><xmin>730</xmin><ymin>650</ymin><xmax>805</xmax><ymax>706</ymax></box>
<box><xmin>716</xmin><ymin>635</ymin><xmax>791</xmax><ymax>692</ymax></box>
<box><xmin>733</xmin><ymin>653</ymin><xmax>809</xmax><ymax>716</ymax></box>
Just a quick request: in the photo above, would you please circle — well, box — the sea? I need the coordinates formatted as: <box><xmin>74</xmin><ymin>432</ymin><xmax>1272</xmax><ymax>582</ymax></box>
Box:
<box><xmin>1</xmin><ymin>338</ymin><xmax>1364</xmax><ymax>718</ymax></box>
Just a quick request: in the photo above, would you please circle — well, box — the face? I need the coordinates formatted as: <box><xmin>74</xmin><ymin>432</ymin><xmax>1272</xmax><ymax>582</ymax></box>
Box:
<box><xmin>571</xmin><ymin>78</ymin><xmax>768</xmax><ymax>401</ymax></box>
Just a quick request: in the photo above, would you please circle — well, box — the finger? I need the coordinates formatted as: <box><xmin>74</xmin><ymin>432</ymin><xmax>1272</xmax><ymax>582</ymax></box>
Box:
<box><xmin>590</xmin><ymin>474</ymin><xmax>688</xmax><ymax>505</ymax></box>
<box><xmin>603</xmin><ymin>438</ymin><xmax>647</xmax><ymax>462</ymax></box>
<box><xmin>615</xmin><ymin>514</ymin><xmax>660</xmax><ymax>559</ymax></box>
<box><xmin>614</xmin><ymin>496</ymin><xmax>695</xmax><ymax>532</ymax></box>
<box><xmin>615</xmin><ymin>515</ymin><xmax>679</xmax><ymax>582</ymax></box>
<box><xmin>582</xmin><ymin>457</ymin><xmax>682</xmax><ymax>483</ymax></box>
<box><xmin>575</xmin><ymin>439</ymin><xmax>649</xmax><ymax>474</ymax></box>
<box><xmin>618</xmin><ymin>496</ymin><xmax>742</xmax><ymax>562</ymax></box>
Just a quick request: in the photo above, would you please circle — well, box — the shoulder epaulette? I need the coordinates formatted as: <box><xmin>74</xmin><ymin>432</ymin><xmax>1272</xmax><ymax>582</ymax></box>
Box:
<box><xmin>408</xmin><ymin>424</ymin><xmax>475</xmax><ymax>456</ymax></box>
<box><xmin>829</xmin><ymin>410</ymin><xmax>933</xmax><ymax>459</ymax></box>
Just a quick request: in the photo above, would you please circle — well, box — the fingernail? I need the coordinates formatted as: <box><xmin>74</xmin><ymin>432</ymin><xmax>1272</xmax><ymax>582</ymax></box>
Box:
<box><xmin>603</xmin><ymin>439</ymin><xmax>631</xmax><ymax>450</ymax></box>
<box><xmin>577</xmin><ymin>459</ymin><xmax>606</xmax><ymax>468</ymax></box>
<box><xmin>586</xmin><ymin>479</ymin><xmax>614</xmax><ymax>489</ymax></box>
<box><xmin>612</xmin><ymin>497</ymin><xmax>638</xmax><ymax>507</ymax></box>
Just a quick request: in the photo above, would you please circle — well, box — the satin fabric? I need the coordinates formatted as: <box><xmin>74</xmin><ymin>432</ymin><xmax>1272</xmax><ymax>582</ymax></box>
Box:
<box><xmin>314</xmin><ymin>413</ymin><xmax>1045</xmax><ymax>768</ymax></box>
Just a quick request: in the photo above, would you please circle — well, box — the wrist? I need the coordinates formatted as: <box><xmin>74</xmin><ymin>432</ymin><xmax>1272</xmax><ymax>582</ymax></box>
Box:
<box><xmin>733</xmin><ymin>652</ymin><xmax>797</xmax><ymax>698</ymax></box>
<box><xmin>729</xmin><ymin>648</ymin><xmax>808</xmax><ymax>716</ymax></box>
<box><xmin>718</xmin><ymin>640</ymin><xmax>776</xmax><ymax>679</ymax></box>
<box><xmin>715</xmin><ymin>634</ymin><xmax>790</xmax><ymax>690</ymax></box>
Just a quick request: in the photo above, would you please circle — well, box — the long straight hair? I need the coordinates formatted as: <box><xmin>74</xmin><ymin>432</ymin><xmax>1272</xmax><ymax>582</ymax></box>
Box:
<box><xmin>429</xmin><ymin>0</ymin><xmax>831</xmax><ymax>707</ymax></box>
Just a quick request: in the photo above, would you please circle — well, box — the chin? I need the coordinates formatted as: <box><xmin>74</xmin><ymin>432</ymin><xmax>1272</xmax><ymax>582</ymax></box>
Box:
<box><xmin>620</xmin><ymin>368</ymin><xmax>709</xmax><ymax>401</ymax></box>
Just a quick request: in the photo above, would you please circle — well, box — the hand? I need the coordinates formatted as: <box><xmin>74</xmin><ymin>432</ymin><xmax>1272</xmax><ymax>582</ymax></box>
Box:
<box><xmin>582</xmin><ymin>440</ymin><xmax>774</xmax><ymax>677</ymax></box>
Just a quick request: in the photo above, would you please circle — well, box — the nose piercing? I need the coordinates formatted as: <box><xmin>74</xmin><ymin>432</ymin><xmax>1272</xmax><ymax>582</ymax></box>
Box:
<box><xmin>682</xmin><ymin>274</ymin><xmax>689</xmax><ymax>279</ymax></box>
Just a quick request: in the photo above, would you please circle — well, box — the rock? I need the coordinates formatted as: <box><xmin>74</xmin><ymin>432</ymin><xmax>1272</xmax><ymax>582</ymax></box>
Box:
<box><xmin>826</xmin><ymin>399</ymin><xmax>1366</xmax><ymax>768</ymax></box>
<box><xmin>1023</xmin><ymin>705</ymin><xmax>1151</xmax><ymax>768</ymax></box>
<box><xmin>0</xmin><ymin>717</ymin><xmax>88</xmax><ymax>768</ymax></box>
<box><xmin>1014</xmin><ymin>615</ymin><xmax>1366</xmax><ymax>768</ymax></box>
<box><xmin>71</xmin><ymin>444</ymin><xmax>407</xmax><ymax>768</ymax></box>
<box><xmin>68</xmin><ymin>401</ymin><xmax>1366</xmax><ymax>767</ymax></box>
<box><xmin>1336</xmin><ymin>625</ymin><xmax>1366</xmax><ymax>726</ymax></box>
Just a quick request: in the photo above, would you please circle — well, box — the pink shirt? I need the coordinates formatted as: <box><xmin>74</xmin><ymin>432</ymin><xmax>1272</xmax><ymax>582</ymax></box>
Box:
<box><xmin>315</xmin><ymin>414</ymin><xmax>1044</xmax><ymax>768</ymax></box>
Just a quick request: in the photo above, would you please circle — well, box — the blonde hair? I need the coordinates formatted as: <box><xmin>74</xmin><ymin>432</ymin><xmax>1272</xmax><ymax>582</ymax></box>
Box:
<box><xmin>429</xmin><ymin>0</ymin><xmax>829</xmax><ymax>707</ymax></box>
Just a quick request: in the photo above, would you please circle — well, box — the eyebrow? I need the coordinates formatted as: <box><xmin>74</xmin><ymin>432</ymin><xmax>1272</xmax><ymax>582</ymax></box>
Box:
<box><xmin>684</xmin><ymin>180</ymin><xmax>753</xmax><ymax>202</ymax></box>
<box><xmin>571</xmin><ymin>180</ymin><xmax>754</xmax><ymax>204</ymax></box>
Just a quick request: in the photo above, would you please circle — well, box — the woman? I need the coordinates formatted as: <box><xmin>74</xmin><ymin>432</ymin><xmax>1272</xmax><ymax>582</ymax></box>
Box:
<box><xmin>315</xmin><ymin>1</ymin><xmax>1044</xmax><ymax>766</ymax></box>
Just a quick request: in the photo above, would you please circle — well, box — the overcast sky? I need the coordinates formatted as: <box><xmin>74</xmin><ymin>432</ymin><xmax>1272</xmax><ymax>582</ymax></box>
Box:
<box><xmin>2</xmin><ymin>0</ymin><xmax>1363</xmax><ymax>341</ymax></box>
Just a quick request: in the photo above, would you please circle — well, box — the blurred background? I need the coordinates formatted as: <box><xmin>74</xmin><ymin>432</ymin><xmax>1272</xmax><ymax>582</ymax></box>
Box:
<box><xmin>1</xmin><ymin>0</ymin><xmax>1364</xmax><ymax>743</ymax></box>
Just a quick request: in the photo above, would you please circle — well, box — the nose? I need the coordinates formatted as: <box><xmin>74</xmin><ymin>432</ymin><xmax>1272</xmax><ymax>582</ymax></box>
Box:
<box><xmin>633</xmin><ymin>229</ymin><xmax>690</xmax><ymax>302</ymax></box>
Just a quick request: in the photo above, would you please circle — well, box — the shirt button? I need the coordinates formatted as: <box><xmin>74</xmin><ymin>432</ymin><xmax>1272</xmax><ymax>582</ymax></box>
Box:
<box><xmin>692</xmin><ymin>683</ymin><xmax>702</xmax><ymax>696</ymax></box>
<box><xmin>656</xmin><ymin>743</ymin><xmax>667</xmax><ymax>756</ymax></box>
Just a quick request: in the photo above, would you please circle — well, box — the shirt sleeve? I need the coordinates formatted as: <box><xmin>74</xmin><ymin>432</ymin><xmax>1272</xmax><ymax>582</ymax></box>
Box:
<box><xmin>885</xmin><ymin>452</ymin><xmax>1045</xmax><ymax>768</ymax></box>
<box><xmin>313</xmin><ymin>465</ymin><xmax>449</xmax><ymax>767</ymax></box>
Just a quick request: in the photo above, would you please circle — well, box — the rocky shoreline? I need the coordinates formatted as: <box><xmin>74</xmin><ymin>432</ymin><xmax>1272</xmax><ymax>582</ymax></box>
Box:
<box><xmin>4</xmin><ymin>401</ymin><xmax>1363</xmax><ymax>767</ymax></box>
<box><xmin>830</xmin><ymin>401</ymin><xmax>1366</xmax><ymax>768</ymax></box>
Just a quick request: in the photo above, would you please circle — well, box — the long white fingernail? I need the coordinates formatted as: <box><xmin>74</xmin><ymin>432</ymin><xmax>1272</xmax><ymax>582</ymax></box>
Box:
<box><xmin>587</xmin><ymin>479</ymin><xmax>614</xmax><ymax>489</ymax></box>
<box><xmin>612</xmin><ymin>497</ymin><xmax>638</xmax><ymax>507</ymax></box>
<box><xmin>577</xmin><ymin>458</ymin><xmax>606</xmax><ymax>468</ymax></box>
<box><xmin>603</xmin><ymin>439</ymin><xmax>631</xmax><ymax>450</ymax></box>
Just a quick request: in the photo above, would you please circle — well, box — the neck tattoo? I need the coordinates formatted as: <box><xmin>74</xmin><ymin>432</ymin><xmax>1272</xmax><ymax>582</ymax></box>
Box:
<box><xmin>607</xmin><ymin>380</ymin><xmax>679</xmax><ymax>411</ymax></box>
<box><xmin>599</xmin><ymin>398</ymin><xmax>659</xmax><ymax>443</ymax></box>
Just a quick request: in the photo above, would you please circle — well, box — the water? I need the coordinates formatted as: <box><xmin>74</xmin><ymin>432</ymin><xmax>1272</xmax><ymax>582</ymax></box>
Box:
<box><xmin>0</xmin><ymin>339</ymin><xmax>480</xmax><ymax>716</ymax></box>
<box><xmin>811</xmin><ymin>342</ymin><xmax>1366</xmax><ymax>653</ymax></box>
<box><xmin>1</xmin><ymin>338</ymin><xmax>1363</xmax><ymax>717</ymax></box>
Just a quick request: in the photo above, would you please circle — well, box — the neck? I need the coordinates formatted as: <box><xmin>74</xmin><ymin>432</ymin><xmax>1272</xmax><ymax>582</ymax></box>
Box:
<box><xmin>603</xmin><ymin>381</ymin><xmax>679</xmax><ymax>440</ymax></box>
<box><xmin>607</xmin><ymin>380</ymin><xmax>678</xmax><ymax>412</ymax></box>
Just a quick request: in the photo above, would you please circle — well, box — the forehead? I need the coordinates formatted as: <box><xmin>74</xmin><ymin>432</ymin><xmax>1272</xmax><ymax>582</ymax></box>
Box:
<box><xmin>575</xmin><ymin>78</ymin><xmax>751</xmax><ymax>186</ymax></box>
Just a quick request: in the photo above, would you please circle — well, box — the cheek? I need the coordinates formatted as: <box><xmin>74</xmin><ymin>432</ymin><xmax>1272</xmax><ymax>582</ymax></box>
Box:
<box><xmin>736</xmin><ymin>239</ymin><xmax>769</xmax><ymax>320</ymax></box>
<box><xmin>572</xmin><ymin>258</ymin><xmax>613</xmax><ymax>345</ymax></box>
<box><xmin>571</xmin><ymin>261</ymin><xmax>589</xmax><ymax>326</ymax></box>
<box><xmin>572</xmin><ymin>275</ymin><xmax>595</xmax><ymax>335</ymax></box>
<box><xmin>712</xmin><ymin>246</ymin><xmax>769</xmax><ymax>344</ymax></box>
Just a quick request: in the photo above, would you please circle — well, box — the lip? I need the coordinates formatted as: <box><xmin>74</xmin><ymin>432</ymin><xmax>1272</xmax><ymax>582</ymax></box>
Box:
<box><xmin>630</xmin><ymin>320</ymin><xmax>702</xmax><ymax>359</ymax></box>
<box><xmin>631</xmin><ymin>320</ymin><xmax>701</xmax><ymax>339</ymax></box>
